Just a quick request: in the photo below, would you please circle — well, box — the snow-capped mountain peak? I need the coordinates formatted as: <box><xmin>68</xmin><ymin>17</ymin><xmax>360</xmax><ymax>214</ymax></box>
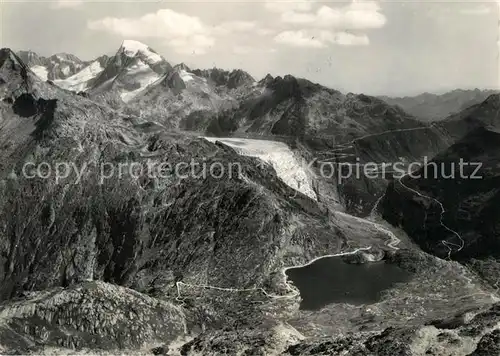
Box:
<box><xmin>87</xmin><ymin>41</ymin><xmax>172</xmax><ymax>102</ymax></box>
<box><xmin>118</xmin><ymin>40</ymin><xmax>163</xmax><ymax>64</ymax></box>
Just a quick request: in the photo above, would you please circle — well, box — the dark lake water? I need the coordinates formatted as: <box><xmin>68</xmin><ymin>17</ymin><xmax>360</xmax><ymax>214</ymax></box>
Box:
<box><xmin>286</xmin><ymin>257</ymin><xmax>412</xmax><ymax>310</ymax></box>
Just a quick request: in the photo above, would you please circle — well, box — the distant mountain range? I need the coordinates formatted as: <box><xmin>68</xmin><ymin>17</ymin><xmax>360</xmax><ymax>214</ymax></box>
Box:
<box><xmin>15</xmin><ymin>41</ymin><xmax>431</xmax><ymax>144</ymax></box>
<box><xmin>19</xmin><ymin>42</ymin><xmax>497</xmax><ymax>129</ymax></box>
<box><xmin>18</xmin><ymin>41</ymin><xmax>497</xmax><ymax>131</ymax></box>
<box><xmin>379</xmin><ymin>89</ymin><xmax>499</xmax><ymax>122</ymax></box>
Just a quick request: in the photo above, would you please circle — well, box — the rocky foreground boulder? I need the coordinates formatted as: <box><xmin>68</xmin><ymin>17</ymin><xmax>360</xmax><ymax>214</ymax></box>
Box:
<box><xmin>0</xmin><ymin>281</ymin><xmax>186</xmax><ymax>354</ymax></box>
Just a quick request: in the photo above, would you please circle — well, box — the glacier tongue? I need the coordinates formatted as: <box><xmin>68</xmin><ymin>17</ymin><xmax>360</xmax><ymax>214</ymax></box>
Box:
<box><xmin>179</xmin><ymin>69</ymin><xmax>195</xmax><ymax>82</ymax></box>
<box><xmin>54</xmin><ymin>60</ymin><xmax>104</xmax><ymax>92</ymax></box>
<box><xmin>120</xmin><ymin>61</ymin><xmax>161</xmax><ymax>102</ymax></box>
<box><xmin>31</xmin><ymin>65</ymin><xmax>49</xmax><ymax>81</ymax></box>
<box><xmin>204</xmin><ymin>137</ymin><xmax>317</xmax><ymax>200</ymax></box>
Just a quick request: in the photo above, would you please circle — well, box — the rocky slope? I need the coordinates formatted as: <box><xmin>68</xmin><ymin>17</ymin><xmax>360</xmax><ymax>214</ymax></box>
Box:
<box><xmin>283</xmin><ymin>301</ymin><xmax>500</xmax><ymax>356</ymax></box>
<box><xmin>381</xmin><ymin>125</ymin><xmax>500</xmax><ymax>261</ymax></box>
<box><xmin>127</xmin><ymin>63</ymin><xmax>243</xmax><ymax>129</ymax></box>
<box><xmin>190</xmin><ymin>67</ymin><xmax>255</xmax><ymax>91</ymax></box>
<box><xmin>328</xmin><ymin>93</ymin><xmax>500</xmax><ymax>216</ymax></box>
<box><xmin>0</xmin><ymin>281</ymin><xmax>187</xmax><ymax>353</ymax></box>
<box><xmin>380</xmin><ymin>89</ymin><xmax>498</xmax><ymax>122</ymax></box>
<box><xmin>379</xmin><ymin>95</ymin><xmax>500</xmax><ymax>300</ymax></box>
<box><xmin>438</xmin><ymin>93</ymin><xmax>500</xmax><ymax>141</ymax></box>
<box><xmin>380</xmin><ymin>94</ymin><xmax>500</xmax><ymax>259</ymax></box>
<box><xmin>180</xmin><ymin>300</ymin><xmax>500</xmax><ymax>355</ymax></box>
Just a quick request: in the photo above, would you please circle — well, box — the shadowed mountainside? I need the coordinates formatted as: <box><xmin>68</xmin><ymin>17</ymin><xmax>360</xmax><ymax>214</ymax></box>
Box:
<box><xmin>382</xmin><ymin>125</ymin><xmax>500</xmax><ymax>261</ymax></box>
<box><xmin>188</xmin><ymin>75</ymin><xmax>425</xmax><ymax>144</ymax></box>
<box><xmin>381</xmin><ymin>94</ymin><xmax>500</xmax><ymax>262</ymax></box>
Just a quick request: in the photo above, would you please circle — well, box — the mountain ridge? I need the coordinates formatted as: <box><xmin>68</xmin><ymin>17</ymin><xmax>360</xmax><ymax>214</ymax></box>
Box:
<box><xmin>18</xmin><ymin>42</ymin><xmax>497</xmax><ymax>123</ymax></box>
<box><xmin>379</xmin><ymin>89</ymin><xmax>499</xmax><ymax>122</ymax></box>
<box><xmin>17</xmin><ymin>50</ymin><xmax>89</xmax><ymax>81</ymax></box>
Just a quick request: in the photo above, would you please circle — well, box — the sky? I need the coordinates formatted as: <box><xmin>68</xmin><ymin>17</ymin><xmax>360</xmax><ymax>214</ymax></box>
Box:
<box><xmin>0</xmin><ymin>0</ymin><xmax>499</xmax><ymax>96</ymax></box>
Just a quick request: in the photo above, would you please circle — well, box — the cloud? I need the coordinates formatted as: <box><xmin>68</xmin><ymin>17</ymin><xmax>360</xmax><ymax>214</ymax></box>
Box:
<box><xmin>281</xmin><ymin>2</ymin><xmax>386</xmax><ymax>30</ymax></box>
<box><xmin>281</xmin><ymin>11</ymin><xmax>316</xmax><ymax>25</ymax></box>
<box><xmin>213</xmin><ymin>21</ymin><xmax>257</xmax><ymax>35</ymax></box>
<box><xmin>319</xmin><ymin>31</ymin><xmax>369</xmax><ymax>46</ymax></box>
<box><xmin>459</xmin><ymin>5</ymin><xmax>492</xmax><ymax>15</ymax></box>
<box><xmin>232</xmin><ymin>46</ymin><xmax>278</xmax><ymax>54</ymax></box>
<box><xmin>170</xmin><ymin>34</ymin><xmax>215</xmax><ymax>55</ymax></box>
<box><xmin>87</xmin><ymin>9</ymin><xmax>214</xmax><ymax>55</ymax></box>
<box><xmin>212</xmin><ymin>21</ymin><xmax>276</xmax><ymax>38</ymax></box>
<box><xmin>88</xmin><ymin>9</ymin><xmax>206</xmax><ymax>38</ymax></box>
<box><xmin>265</xmin><ymin>0</ymin><xmax>314</xmax><ymax>13</ymax></box>
<box><xmin>51</xmin><ymin>0</ymin><xmax>83</xmax><ymax>9</ymax></box>
<box><xmin>274</xmin><ymin>30</ymin><xmax>325</xmax><ymax>48</ymax></box>
<box><xmin>233</xmin><ymin>46</ymin><xmax>254</xmax><ymax>54</ymax></box>
<box><xmin>274</xmin><ymin>29</ymin><xmax>370</xmax><ymax>48</ymax></box>
<box><xmin>256</xmin><ymin>28</ymin><xmax>276</xmax><ymax>36</ymax></box>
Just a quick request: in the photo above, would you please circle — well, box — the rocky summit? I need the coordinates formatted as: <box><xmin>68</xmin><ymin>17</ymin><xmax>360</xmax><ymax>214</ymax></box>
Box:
<box><xmin>0</xmin><ymin>38</ymin><xmax>500</xmax><ymax>356</ymax></box>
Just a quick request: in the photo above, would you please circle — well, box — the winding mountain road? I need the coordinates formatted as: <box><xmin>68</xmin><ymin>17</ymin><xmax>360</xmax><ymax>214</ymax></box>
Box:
<box><xmin>176</xmin><ymin>135</ymin><xmax>412</xmax><ymax>300</ymax></box>
<box><xmin>182</xmin><ymin>128</ymin><xmax>465</xmax><ymax>301</ymax></box>
<box><xmin>176</xmin><ymin>247</ymin><xmax>372</xmax><ymax>301</ymax></box>
<box><xmin>315</xmin><ymin>123</ymin><xmax>464</xmax><ymax>258</ymax></box>
<box><xmin>397</xmin><ymin>176</ymin><xmax>465</xmax><ymax>259</ymax></box>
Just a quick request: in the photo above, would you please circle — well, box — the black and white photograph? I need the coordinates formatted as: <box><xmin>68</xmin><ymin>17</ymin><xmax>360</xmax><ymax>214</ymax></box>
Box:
<box><xmin>0</xmin><ymin>0</ymin><xmax>500</xmax><ymax>354</ymax></box>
